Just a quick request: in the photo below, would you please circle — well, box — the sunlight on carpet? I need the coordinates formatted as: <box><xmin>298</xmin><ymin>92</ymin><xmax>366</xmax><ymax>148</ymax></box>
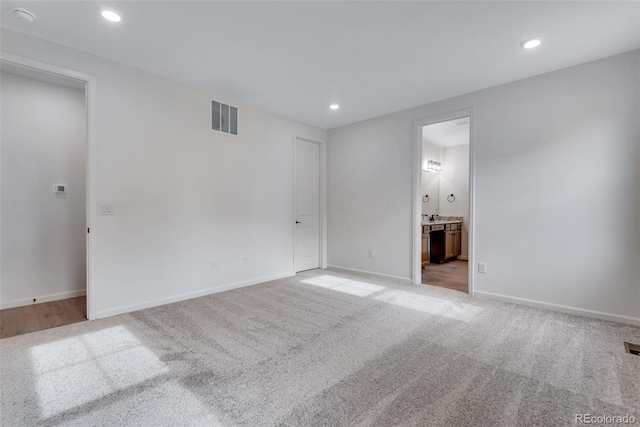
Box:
<box><xmin>300</xmin><ymin>275</ymin><xmax>385</xmax><ymax>296</ymax></box>
<box><xmin>373</xmin><ymin>289</ymin><xmax>483</xmax><ymax>321</ymax></box>
<box><xmin>29</xmin><ymin>325</ymin><xmax>168</xmax><ymax>418</ymax></box>
<box><xmin>301</xmin><ymin>275</ymin><xmax>482</xmax><ymax>321</ymax></box>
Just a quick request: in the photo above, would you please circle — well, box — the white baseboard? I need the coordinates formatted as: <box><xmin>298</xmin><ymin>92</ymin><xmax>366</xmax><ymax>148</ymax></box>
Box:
<box><xmin>327</xmin><ymin>265</ymin><xmax>412</xmax><ymax>283</ymax></box>
<box><xmin>1</xmin><ymin>289</ymin><xmax>86</xmax><ymax>310</ymax></box>
<box><xmin>96</xmin><ymin>271</ymin><xmax>295</xmax><ymax>319</ymax></box>
<box><xmin>475</xmin><ymin>290</ymin><xmax>640</xmax><ymax>327</ymax></box>
<box><xmin>458</xmin><ymin>255</ymin><xmax>469</xmax><ymax>261</ymax></box>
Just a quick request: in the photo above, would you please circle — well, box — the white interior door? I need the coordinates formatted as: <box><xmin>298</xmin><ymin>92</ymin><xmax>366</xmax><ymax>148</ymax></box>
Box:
<box><xmin>295</xmin><ymin>139</ymin><xmax>320</xmax><ymax>272</ymax></box>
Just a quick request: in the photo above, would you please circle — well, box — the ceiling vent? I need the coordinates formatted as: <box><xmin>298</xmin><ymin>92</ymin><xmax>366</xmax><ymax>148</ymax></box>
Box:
<box><xmin>211</xmin><ymin>100</ymin><xmax>238</xmax><ymax>136</ymax></box>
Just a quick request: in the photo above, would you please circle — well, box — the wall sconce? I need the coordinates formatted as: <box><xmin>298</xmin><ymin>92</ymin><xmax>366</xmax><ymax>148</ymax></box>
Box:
<box><xmin>423</xmin><ymin>160</ymin><xmax>442</xmax><ymax>173</ymax></box>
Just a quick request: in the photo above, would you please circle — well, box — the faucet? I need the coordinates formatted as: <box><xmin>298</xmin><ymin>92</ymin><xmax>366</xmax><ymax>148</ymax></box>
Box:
<box><xmin>430</xmin><ymin>214</ymin><xmax>437</xmax><ymax>222</ymax></box>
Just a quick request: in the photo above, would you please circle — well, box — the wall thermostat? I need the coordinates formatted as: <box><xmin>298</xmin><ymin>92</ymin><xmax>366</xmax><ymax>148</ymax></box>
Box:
<box><xmin>53</xmin><ymin>184</ymin><xmax>68</xmax><ymax>194</ymax></box>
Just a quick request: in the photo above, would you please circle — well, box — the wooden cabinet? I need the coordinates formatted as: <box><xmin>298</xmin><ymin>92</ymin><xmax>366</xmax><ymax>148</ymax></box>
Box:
<box><xmin>423</xmin><ymin>221</ymin><xmax>462</xmax><ymax>264</ymax></box>
<box><xmin>421</xmin><ymin>232</ymin><xmax>430</xmax><ymax>265</ymax></box>
<box><xmin>443</xmin><ymin>222</ymin><xmax>462</xmax><ymax>261</ymax></box>
<box><xmin>445</xmin><ymin>230</ymin><xmax>455</xmax><ymax>259</ymax></box>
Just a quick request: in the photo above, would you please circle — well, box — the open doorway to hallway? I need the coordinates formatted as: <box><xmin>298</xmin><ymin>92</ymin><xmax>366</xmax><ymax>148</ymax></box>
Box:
<box><xmin>420</xmin><ymin>117</ymin><xmax>470</xmax><ymax>293</ymax></box>
<box><xmin>0</xmin><ymin>61</ymin><xmax>89</xmax><ymax>338</ymax></box>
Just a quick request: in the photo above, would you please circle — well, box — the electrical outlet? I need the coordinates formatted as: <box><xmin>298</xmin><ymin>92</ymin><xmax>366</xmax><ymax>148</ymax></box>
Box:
<box><xmin>478</xmin><ymin>262</ymin><xmax>487</xmax><ymax>274</ymax></box>
<box><xmin>242</xmin><ymin>257</ymin><xmax>248</xmax><ymax>266</ymax></box>
<box><xmin>211</xmin><ymin>262</ymin><xmax>216</xmax><ymax>270</ymax></box>
<box><xmin>368</xmin><ymin>249</ymin><xmax>375</xmax><ymax>258</ymax></box>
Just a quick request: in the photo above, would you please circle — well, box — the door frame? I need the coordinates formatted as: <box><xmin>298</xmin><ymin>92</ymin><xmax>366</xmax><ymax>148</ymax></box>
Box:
<box><xmin>412</xmin><ymin>109</ymin><xmax>476</xmax><ymax>295</ymax></box>
<box><xmin>0</xmin><ymin>52</ymin><xmax>97</xmax><ymax>320</ymax></box>
<box><xmin>293</xmin><ymin>134</ymin><xmax>327</xmax><ymax>272</ymax></box>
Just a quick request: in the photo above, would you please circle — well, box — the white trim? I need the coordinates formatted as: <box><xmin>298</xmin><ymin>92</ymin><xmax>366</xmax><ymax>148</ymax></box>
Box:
<box><xmin>475</xmin><ymin>290</ymin><xmax>640</xmax><ymax>327</ymax></box>
<box><xmin>97</xmin><ymin>271</ymin><xmax>295</xmax><ymax>319</ymax></box>
<box><xmin>457</xmin><ymin>255</ymin><xmax>469</xmax><ymax>261</ymax></box>
<box><xmin>412</xmin><ymin>109</ymin><xmax>476</xmax><ymax>296</ymax></box>
<box><xmin>0</xmin><ymin>52</ymin><xmax>97</xmax><ymax>320</ymax></box>
<box><xmin>1</xmin><ymin>52</ymin><xmax>92</xmax><ymax>85</ymax></box>
<box><xmin>1</xmin><ymin>289</ymin><xmax>86</xmax><ymax>310</ymax></box>
<box><xmin>327</xmin><ymin>265</ymin><xmax>412</xmax><ymax>283</ymax></box>
<box><xmin>293</xmin><ymin>134</ymin><xmax>328</xmax><ymax>272</ymax></box>
<box><xmin>321</xmin><ymin>138</ymin><xmax>328</xmax><ymax>269</ymax></box>
<box><xmin>86</xmin><ymin>71</ymin><xmax>97</xmax><ymax>321</ymax></box>
<box><xmin>468</xmin><ymin>110</ymin><xmax>476</xmax><ymax>296</ymax></box>
<box><xmin>412</xmin><ymin>120</ymin><xmax>422</xmax><ymax>285</ymax></box>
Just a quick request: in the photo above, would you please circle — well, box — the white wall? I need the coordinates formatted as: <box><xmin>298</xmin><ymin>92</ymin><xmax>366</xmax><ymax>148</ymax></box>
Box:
<box><xmin>439</xmin><ymin>145</ymin><xmax>469</xmax><ymax>259</ymax></box>
<box><xmin>1</xmin><ymin>71</ymin><xmax>86</xmax><ymax>306</ymax></box>
<box><xmin>1</xmin><ymin>29</ymin><xmax>326</xmax><ymax>318</ymax></box>
<box><xmin>328</xmin><ymin>50</ymin><xmax>640</xmax><ymax>323</ymax></box>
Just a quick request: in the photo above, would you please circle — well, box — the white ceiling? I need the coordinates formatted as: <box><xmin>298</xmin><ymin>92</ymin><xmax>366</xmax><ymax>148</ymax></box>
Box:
<box><xmin>1</xmin><ymin>1</ymin><xmax>638</xmax><ymax>129</ymax></box>
<box><xmin>423</xmin><ymin>119</ymin><xmax>470</xmax><ymax>148</ymax></box>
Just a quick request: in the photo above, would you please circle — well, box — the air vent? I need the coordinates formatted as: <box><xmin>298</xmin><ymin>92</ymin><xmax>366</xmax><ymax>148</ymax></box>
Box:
<box><xmin>624</xmin><ymin>342</ymin><xmax>640</xmax><ymax>356</ymax></box>
<box><xmin>211</xmin><ymin>100</ymin><xmax>238</xmax><ymax>136</ymax></box>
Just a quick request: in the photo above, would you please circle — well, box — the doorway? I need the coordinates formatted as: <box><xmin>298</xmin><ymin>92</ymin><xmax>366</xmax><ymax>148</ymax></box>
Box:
<box><xmin>413</xmin><ymin>111</ymin><xmax>474</xmax><ymax>294</ymax></box>
<box><xmin>294</xmin><ymin>135</ymin><xmax>326</xmax><ymax>273</ymax></box>
<box><xmin>0</xmin><ymin>53</ymin><xmax>96</xmax><ymax>336</ymax></box>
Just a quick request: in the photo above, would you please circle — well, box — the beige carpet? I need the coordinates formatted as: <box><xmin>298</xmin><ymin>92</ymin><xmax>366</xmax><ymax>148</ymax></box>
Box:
<box><xmin>1</xmin><ymin>269</ymin><xmax>639</xmax><ymax>426</ymax></box>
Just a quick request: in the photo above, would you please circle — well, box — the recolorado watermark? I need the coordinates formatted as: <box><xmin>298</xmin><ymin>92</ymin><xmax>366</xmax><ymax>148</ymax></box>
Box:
<box><xmin>575</xmin><ymin>414</ymin><xmax>637</xmax><ymax>424</ymax></box>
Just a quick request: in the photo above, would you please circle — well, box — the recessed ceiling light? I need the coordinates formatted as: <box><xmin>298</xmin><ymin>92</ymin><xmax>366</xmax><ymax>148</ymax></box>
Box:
<box><xmin>101</xmin><ymin>10</ymin><xmax>121</xmax><ymax>22</ymax></box>
<box><xmin>521</xmin><ymin>37</ymin><xmax>542</xmax><ymax>49</ymax></box>
<box><xmin>329</xmin><ymin>104</ymin><xmax>340</xmax><ymax>110</ymax></box>
<box><xmin>13</xmin><ymin>8</ymin><xmax>36</xmax><ymax>23</ymax></box>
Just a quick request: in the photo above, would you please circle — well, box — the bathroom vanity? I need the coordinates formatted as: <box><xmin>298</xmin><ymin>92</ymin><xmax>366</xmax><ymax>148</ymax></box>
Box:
<box><xmin>421</xmin><ymin>217</ymin><xmax>462</xmax><ymax>265</ymax></box>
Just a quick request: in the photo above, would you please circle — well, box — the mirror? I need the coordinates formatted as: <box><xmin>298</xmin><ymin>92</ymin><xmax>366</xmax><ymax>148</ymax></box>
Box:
<box><xmin>421</xmin><ymin>117</ymin><xmax>470</xmax><ymax>222</ymax></box>
<box><xmin>421</xmin><ymin>145</ymin><xmax>441</xmax><ymax>218</ymax></box>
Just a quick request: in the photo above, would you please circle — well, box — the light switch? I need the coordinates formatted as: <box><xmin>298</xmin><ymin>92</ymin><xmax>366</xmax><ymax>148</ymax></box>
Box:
<box><xmin>100</xmin><ymin>204</ymin><xmax>115</xmax><ymax>215</ymax></box>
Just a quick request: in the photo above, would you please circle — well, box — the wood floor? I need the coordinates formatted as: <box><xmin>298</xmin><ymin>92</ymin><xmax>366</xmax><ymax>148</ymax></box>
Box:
<box><xmin>422</xmin><ymin>259</ymin><xmax>468</xmax><ymax>293</ymax></box>
<box><xmin>0</xmin><ymin>296</ymin><xmax>86</xmax><ymax>339</ymax></box>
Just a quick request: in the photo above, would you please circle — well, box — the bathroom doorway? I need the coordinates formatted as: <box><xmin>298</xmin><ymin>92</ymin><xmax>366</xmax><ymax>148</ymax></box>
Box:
<box><xmin>419</xmin><ymin>116</ymin><xmax>471</xmax><ymax>293</ymax></box>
